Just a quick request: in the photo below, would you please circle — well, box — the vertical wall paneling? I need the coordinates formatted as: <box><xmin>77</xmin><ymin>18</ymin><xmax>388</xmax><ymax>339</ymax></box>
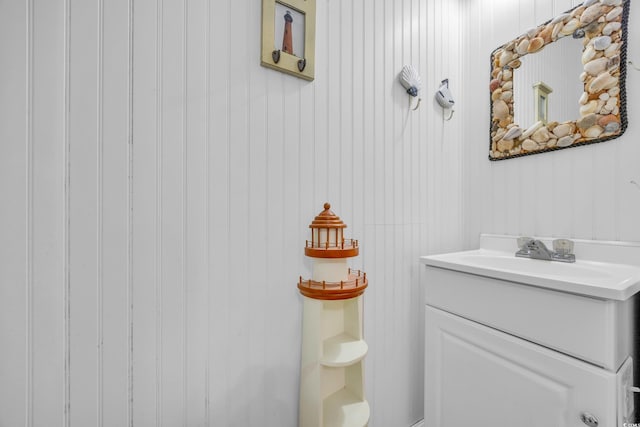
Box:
<box><xmin>155</xmin><ymin>0</ymin><xmax>164</xmax><ymax>422</ymax></box>
<box><xmin>417</xmin><ymin>0</ymin><xmax>429</xmax><ymax>271</ymax></box>
<box><xmin>96</xmin><ymin>0</ymin><xmax>133</xmax><ymax>424</ymax></box>
<box><xmin>185</xmin><ymin>0</ymin><xmax>208</xmax><ymax>425</ymax></box>
<box><xmin>159</xmin><ymin>0</ymin><xmax>186</xmax><ymax>424</ymax></box>
<box><xmin>127</xmin><ymin>2</ymin><xmax>134</xmax><ymax>422</ymax></box>
<box><xmin>203</xmin><ymin>1</ymin><xmax>212</xmax><ymax>423</ymax></box>
<box><xmin>131</xmin><ymin>0</ymin><xmax>159</xmax><ymax>424</ymax></box>
<box><xmin>264</xmin><ymin>67</ymin><xmax>285</xmax><ymax>423</ymax></box>
<box><xmin>0</xmin><ymin>1</ymin><xmax>28</xmax><ymax>426</ymax></box>
<box><xmin>425</xmin><ymin>0</ymin><xmax>438</xmax><ymax>254</ymax></box>
<box><xmin>360</xmin><ymin>0</ymin><xmax>376</xmax><ymax>415</ymax></box>
<box><xmin>228</xmin><ymin>0</ymin><xmax>251</xmax><ymax>422</ymax></box>
<box><xmin>467</xmin><ymin>0</ymin><xmax>490</xmax><ymax>249</ymax></box>
<box><xmin>351</xmin><ymin>0</ymin><xmax>365</xmax><ymax>250</ymax></box>
<box><xmin>26</xmin><ymin>1</ymin><xmax>34</xmax><ymax>423</ymax></box>
<box><xmin>180</xmin><ymin>1</ymin><xmax>188</xmax><ymax>423</ymax></box>
<box><xmin>458</xmin><ymin>0</ymin><xmax>470</xmax><ymax>247</ymax></box>
<box><xmin>361</xmin><ymin>0</ymin><xmax>374</xmax><ymax>229</ymax></box>
<box><xmin>32</xmin><ymin>0</ymin><xmax>68</xmax><ymax>425</ymax></box>
<box><xmin>326</xmin><ymin>0</ymin><xmax>340</xmax><ymax>202</ymax></box>
<box><xmin>63</xmin><ymin>1</ymin><xmax>72</xmax><ymax>424</ymax></box>
<box><xmin>412</xmin><ymin>0</ymin><xmax>426</xmax><ymax>419</ymax></box>
<box><xmin>208</xmin><ymin>0</ymin><xmax>230</xmax><ymax>423</ymax></box>
<box><xmin>340</xmin><ymin>0</ymin><xmax>353</xmax><ymax>217</ymax></box>
<box><xmin>68</xmin><ymin>0</ymin><xmax>100</xmax><ymax>423</ymax></box>
<box><xmin>373</xmin><ymin>0</ymin><xmax>385</xmax><ymax>224</ymax></box>
<box><xmin>620</xmin><ymin>2</ymin><xmax>640</xmax><ymax>242</ymax></box>
<box><xmin>592</xmin><ymin>142</ymin><xmax>618</xmax><ymax>240</ymax></box>
<box><xmin>247</xmin><ymin>0</ymin><xmax>269</xmax><ymax>421</ymax></box>
<box><xmin>97</xmin><ymin>0</ymin><xmax>105</xmax><ymax>423</ymax></box>
<box><xmin>313</xmin><ymin>1</ymin><xmax>327</xmax><ymax>202</ymax></box>
<box><xmin>1</xmin><ymin>1</ymin><xmax>475</xmax><ymax>426</ymax></box>
<box><xmin>281</xmin><ymin>81</ymin><xmax>303</xmax><ymax>427</ymax></box>
<box><xmin>383</xmin><ymin>0</ymin><xmax>393</xmax><ymax>224</ymax></box>
<box><xmin>572</xmin><ymin>148</ymin><xmax>596</xmax><ymax>238</ymax></box>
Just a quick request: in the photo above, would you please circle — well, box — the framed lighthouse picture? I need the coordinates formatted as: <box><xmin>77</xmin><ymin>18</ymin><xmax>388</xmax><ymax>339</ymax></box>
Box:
<box><xmin>261</xmin><ymin>0</ymin><xmax>316</xmax><ymax>81</ymax></box>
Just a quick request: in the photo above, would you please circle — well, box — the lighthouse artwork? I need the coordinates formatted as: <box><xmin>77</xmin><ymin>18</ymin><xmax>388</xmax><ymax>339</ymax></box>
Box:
<box><xmin>273</xmin><ymin>3</ymin><xmax>305</xmax><ymax>58</ymax></box>
<box><xmin>282</xmin><ymin>11</ymin><xmax>294</xmax><ymax>54</ymax></box>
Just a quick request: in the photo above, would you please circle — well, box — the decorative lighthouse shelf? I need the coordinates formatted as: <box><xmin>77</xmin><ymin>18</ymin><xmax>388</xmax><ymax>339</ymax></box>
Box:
<box><xmin>298</xmin><ymin>203</ymin><xmax>370</xmax><ymax>427</ymax></box>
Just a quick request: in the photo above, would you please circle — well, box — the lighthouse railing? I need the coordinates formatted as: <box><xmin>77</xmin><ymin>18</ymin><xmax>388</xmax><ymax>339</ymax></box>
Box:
<box><xmin>305</xmin><ymin>238</ymin><xmax>359</xmax><ymax>249</ymax></box>
<box><xmin>298</xmin><ymin>269</ymin><xmax>367</xmax><ymax>291</ymax></box>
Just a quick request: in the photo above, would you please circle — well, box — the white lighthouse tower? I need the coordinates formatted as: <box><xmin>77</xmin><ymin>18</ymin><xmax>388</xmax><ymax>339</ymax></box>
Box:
<box><xmin>298</xmin><ymin>203</ymin><xmax>370</xmax><ymax>427</ymax></box>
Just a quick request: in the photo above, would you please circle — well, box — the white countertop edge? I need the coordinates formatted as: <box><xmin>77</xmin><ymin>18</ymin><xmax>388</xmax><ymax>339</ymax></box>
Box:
<box><xmin>420</xmin><ymin>254</ymin><xmax>640</xmax><ymax>301</ymax></box>
<box><xmin>420</xmin><ymin>234</ymin><xmax>640</xmax><ymax>301</ymax></box>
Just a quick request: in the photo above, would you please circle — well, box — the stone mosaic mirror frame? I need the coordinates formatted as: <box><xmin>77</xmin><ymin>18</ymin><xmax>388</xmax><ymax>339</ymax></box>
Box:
<box><xmin>489</xmin><ymin>0</ymin><xmax>629</xmax><ymax>161</ymax></box>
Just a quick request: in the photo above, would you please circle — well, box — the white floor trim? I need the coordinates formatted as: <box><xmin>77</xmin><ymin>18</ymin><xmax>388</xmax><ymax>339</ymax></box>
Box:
<box><xmin>411</xmin><ymin>420</ymin><xmax>425</xmax><ymax>427</ymax></box>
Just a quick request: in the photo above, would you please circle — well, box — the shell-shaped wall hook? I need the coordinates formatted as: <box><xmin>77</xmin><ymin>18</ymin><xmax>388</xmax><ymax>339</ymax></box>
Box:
<box><xmin>399</xmin><ymin>65</ymin><xmax>422</xmax><ymax>97</ymax></box>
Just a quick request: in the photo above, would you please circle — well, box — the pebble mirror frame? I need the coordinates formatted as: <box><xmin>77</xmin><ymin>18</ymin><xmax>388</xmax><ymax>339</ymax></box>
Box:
<box><xmin>489</xmin><ymin>0</ymin><xmax>629</xmax><ymax>161</ymax></box>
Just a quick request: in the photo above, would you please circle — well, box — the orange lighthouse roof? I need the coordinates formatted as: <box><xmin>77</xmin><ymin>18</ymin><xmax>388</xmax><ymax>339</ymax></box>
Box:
<box><xmin>309</xmin><ymin>203</ymin><xmax>347</xmax><ymax>230</ymax></box>
<box><xmin>304</xmin><ymin>203</ymin><xmax>359</xmax><ymax>258</ymax></box>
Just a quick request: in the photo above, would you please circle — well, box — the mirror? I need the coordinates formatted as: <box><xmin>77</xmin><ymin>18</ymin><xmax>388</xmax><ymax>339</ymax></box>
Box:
<box><xmin>513</xmin><ymin>36</ymin><xmax>584</xmax><ymax>126</ymax></box>
<box><xmin>489</xmin><ymin>0</ymin><xmax>629</xmax><ymax>160</ymax></box>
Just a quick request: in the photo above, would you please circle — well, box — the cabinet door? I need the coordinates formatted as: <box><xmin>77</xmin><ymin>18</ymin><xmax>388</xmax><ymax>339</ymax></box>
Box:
<box><xmin>425</xmin><ymin>306</ymin><xmax>617</xmax><ymax>427</ymax></box>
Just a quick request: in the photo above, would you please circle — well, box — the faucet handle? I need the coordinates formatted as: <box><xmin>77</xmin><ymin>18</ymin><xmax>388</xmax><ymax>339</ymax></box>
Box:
<box><xmin>553</xmin><ymin>239</ymin><xmax>574</xmax><ymax>257</ymax></box>
<box><xmin>517</xmin><ymin>236</ymin><xmax>533</xmax><ymax>249</ymax></box>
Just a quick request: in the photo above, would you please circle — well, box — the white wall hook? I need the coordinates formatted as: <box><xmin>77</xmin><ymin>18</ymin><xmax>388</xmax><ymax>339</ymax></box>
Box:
<box><xmin>435</xmin><ymin>79</ymin><xmax>455</xmax><ymax>121</ymax></box>
<box><xmin>435</xmin><ymin>79</ymin><xmax>455</xmax><ymax>109</ymax></box>
<box><xmin>410</xmin><ymin>97</ymin><xmax>422</xmax><ymax>111</ymax></box>
<box><xmin>399</xmin><ymin>65</ymin><xmax>422</xmax><ymax>111</ymax></box>
<box><xmin>443</xmin><ymin>109</ymin><xmax>455</xmax><ymax>121</ymax></box>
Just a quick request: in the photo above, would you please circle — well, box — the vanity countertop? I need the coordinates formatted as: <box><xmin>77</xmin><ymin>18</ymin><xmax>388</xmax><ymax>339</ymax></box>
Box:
<box><xmin>420</xmin><ymin>234</ymin><xmax>640</xmax><ymax>300</ymax></box>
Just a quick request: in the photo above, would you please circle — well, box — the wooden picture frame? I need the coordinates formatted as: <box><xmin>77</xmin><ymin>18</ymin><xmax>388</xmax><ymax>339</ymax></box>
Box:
<box><xmin>261</xmin><ymin>0</ymin><xmax>316</xmax><ymax>81</ymax></box>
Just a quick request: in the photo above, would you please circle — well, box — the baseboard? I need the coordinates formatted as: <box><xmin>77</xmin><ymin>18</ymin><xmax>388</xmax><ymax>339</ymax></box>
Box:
<box><xmin>411</xmin><ymin>420</ymin><xmax>425</xmax><ymax>427</ymax></box>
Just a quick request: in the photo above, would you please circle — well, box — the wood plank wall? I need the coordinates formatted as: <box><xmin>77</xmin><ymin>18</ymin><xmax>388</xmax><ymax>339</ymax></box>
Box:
<box><xmin>0</xmin><ymin>0</ymin><xmax>466</xmax><ymax>426</ymax></box>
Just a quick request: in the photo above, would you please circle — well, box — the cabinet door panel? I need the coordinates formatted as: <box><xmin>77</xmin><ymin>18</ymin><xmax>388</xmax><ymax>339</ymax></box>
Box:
<box><xmin>425</xmin><ymin>306</ymin><xmax>617</xmax><ymax>427</ymax></box>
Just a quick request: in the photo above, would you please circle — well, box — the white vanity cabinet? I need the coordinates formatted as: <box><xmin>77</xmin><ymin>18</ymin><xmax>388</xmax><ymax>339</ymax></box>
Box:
<box><xmin>421</xmin><ymin>234</ymin><xmax>640</xmax><ymax>427</ymax></box>
<box><xmin>426</xmin><ymin>306</ymin><xmax>622</xmax><ymax>426</ymax></box>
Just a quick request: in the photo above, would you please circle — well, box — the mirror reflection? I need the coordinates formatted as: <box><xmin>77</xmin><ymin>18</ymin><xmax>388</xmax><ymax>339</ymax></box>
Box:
<box><xmin>489</xmin><ymin>0</ymin><xmax>629</xmax><ymax>160</ymax></box>
<box><xmin>513</xmin><ymin>36</ymin><xmax>584</xmax><ymax>127</ymax></box>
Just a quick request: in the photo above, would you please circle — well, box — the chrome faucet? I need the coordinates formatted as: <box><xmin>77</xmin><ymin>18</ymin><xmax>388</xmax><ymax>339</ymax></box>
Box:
<box><xmin>516</xmin><ymin>237</ymin><xmax>576</xmax><ymax>263</ymax></box>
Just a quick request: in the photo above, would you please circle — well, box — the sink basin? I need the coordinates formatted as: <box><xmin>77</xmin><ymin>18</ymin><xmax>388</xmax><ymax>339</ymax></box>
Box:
<box><xmin>457</xmin><ymin>252</ymin><xmax>612</xmax><ymax>278</ymax></box>
<box><xmin>420</xmin><ymin>235</ymin><xmax>640</xmax><ymax>300</ymax></box>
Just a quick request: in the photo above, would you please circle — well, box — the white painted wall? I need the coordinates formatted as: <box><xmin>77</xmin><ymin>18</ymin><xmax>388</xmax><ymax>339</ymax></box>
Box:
<box><xmin>10</xmin><ymin>0</ymin><xmax>638</xmax><ymax>425</ymax></box>
<box><xmin>463</xmin><ymin>0</ymin><xmax>640</xmax><ymax>247</ymax></box>
<box><xmin>0</xmin><ymin>0</ymin><xmax>465</xmax><ymax>426</ymax></box>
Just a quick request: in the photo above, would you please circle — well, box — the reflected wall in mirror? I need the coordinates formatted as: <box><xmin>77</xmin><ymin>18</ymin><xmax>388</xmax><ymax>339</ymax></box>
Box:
<box><xmin>513</xmin><ymin>37</ymin><xmax>584</xmax><ymax>126</ymax></box>
<box><xmin>489</xmin><ymin>0</ymin><xmax>629</xmax><ymax>160</ymax></box>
